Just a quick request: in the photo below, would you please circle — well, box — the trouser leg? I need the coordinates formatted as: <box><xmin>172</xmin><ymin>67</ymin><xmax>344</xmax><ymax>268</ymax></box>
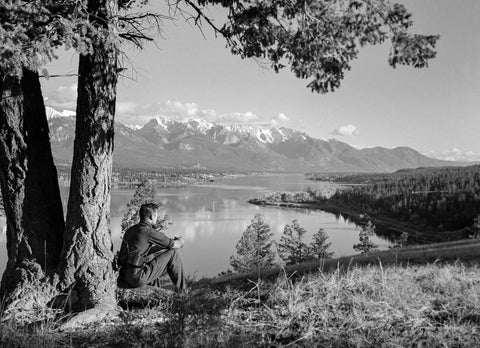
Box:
<box><xmin>167</xmin><ymin>250</ymin><xmax>185</xmax><ymax>292</ymax></box>
<box><xmin>145</xmin><ymin>249</ymin><xmax>185</xmax><ymax>292</ymax></box>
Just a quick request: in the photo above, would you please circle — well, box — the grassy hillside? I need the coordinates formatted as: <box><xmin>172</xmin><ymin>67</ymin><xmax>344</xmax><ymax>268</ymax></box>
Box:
<box><xmin>1</xmin><ymin>243</ymin><xmax>480</xmax><ymax>347</ymax></box>
<box><xmin>208</xmin><ymin>239</ymin><xmax>480</xmax><ymax>289</ymax></box>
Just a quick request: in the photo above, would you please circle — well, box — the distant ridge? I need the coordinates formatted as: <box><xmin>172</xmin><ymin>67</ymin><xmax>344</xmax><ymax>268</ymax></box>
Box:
<box><xmin>47</xmin><ymin>112</ymin><xmax>460</xmax><ymax>172</ymax></box>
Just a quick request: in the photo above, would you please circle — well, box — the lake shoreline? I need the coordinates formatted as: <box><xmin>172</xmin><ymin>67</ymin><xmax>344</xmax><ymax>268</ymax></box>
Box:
<box><xmin>248</xmin><ymin>198</ymin><xmax>466</xmax><ymax>243</ymax></box>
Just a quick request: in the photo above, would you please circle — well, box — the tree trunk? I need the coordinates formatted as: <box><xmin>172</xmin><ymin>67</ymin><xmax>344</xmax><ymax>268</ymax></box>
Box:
<box><xmin>59</xmin><ymin>0</ymin><xmax>119</xmax><ymax>311</ymax></box>
<box><xmin>0</xmin><ymin>69</ymin><xmax>65</xmax><ymax>299</ymax></box>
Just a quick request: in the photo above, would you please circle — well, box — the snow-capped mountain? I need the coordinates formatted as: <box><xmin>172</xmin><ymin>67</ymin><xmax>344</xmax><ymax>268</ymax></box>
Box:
<box><xmin>124</xmin><ymin>124</ymin><xmax>142</xmax><ymax>131</ymax></box>
<box><xmin>45</xmin><ymin>106</ymin><xmax>76</xmax><ymax>120</ymax></box>
<box><xmin>47</xmin><ymin>114</ymin><xmax>452</xmax><ymax>172</ymax></box>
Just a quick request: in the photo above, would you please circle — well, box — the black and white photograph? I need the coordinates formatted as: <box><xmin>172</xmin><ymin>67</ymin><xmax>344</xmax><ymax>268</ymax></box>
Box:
<box><xmin>0</xmin><ymin>0</ymin><xmax>479</xmax><ymax>346</ymax></box>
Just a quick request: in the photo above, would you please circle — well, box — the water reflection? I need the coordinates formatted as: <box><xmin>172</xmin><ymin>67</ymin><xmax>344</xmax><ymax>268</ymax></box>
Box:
<box><xmin>0</xmin><ymin>174</ymin><xmax>392</xmax><ymax>277</ymax></box>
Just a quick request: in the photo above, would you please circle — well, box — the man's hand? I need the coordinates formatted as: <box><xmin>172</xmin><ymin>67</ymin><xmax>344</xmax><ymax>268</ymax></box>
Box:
<box><xmin>172</xmin><ymin>236</ymin><xmax>184</xmax><ymax>249</ymax></box>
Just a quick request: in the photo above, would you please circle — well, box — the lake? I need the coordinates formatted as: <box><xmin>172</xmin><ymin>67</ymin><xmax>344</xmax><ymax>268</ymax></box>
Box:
<box><xmin>0</xmin><ymin>174</ymin><xmax>392</xmax><ymax>278</ymax></box>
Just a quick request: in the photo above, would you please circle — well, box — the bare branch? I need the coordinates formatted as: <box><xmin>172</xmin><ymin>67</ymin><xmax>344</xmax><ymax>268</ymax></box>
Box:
<box><xmin>117</xmin><ymin>48</ymin><xmax>151</xmax><ymax>83</ymax></box>
<box><xmin>118</xmin><ymin>11</ymin><xmax>173</xmax><ymax>49</ymax></box>
<box><xmin>179</xmin><ymin>0</ymin><xmax>234</xmax><ymax>45</ymax></box>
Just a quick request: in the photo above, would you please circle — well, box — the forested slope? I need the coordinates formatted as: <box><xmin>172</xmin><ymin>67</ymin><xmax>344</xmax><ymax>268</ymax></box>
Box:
<box><xmin>326</xmin><ymin>165</ymin><xmax>480</xmax><ymax>232</ymax></box>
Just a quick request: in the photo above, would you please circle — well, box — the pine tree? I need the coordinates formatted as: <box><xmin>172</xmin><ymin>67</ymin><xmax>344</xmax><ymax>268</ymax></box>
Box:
<box><xmin>121</xmin><ymin>181</ymin><xmax>161</xmax><ymax>233</ymax></box>
<box><xmin>278</xmin><ymin>220</ymin><xmax>313</xmax><ymax>265</ymax></box>
<box><xmin>230</xmin><ymin>214</ymin><xmax>276</xmax><ymax>274</ymax></box>
<box><xmin>310</xmin><ymin>228</ymin><xmax>334</xmax><ymax>260</ymax></box>
<box><xmin>353</xmin><ymin>220</ymin><xmax>379</xmax><ymax>254</ymax></box>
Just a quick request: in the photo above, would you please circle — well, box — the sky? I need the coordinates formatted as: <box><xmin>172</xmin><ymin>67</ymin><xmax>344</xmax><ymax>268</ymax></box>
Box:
<box><xmin>41</xmin><ymin>0</ymin><xmax>480</xmax><ymax>162</ymax></box>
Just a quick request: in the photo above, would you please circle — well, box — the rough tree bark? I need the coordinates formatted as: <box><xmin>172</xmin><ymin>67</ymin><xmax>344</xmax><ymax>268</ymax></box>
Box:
<box><xmin>0</xmin><ymin>69</ymin><xmax>65</xmax><ymax>299</ymax></box>
<box><xmin>59</xmin><ymin>0</ymin><xmax>119</xmax><ymax>312</ymax></box>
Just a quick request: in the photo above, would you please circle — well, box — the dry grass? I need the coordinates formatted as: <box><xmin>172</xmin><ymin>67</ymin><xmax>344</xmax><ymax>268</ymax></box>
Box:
<box><xmin>224</xmin><ymin>263</ymin><xmax>480</xmax><ymax>347</ymax></box>
<box><xmin>1</xmin><ymin>262</ymin><xmax>479</xmax><ymax>347</ymax></box>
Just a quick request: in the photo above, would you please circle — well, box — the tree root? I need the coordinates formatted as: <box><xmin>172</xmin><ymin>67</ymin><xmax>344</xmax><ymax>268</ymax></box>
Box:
<box><xmin>59</xmin><ymin>287</ymin><xmax>176</xmax><ymax>330</ymax></box>
<box><xmin>59</xmin><ymin>302</ymin><xmax>119</xmax><ymax>331</ymax></box>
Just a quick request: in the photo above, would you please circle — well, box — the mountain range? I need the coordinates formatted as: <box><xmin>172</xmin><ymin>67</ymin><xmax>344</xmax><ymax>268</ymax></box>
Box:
<box><xmin>46</xmin><ymin>107</ymin><xmax>454</xmax><ymax>172</ymax></box>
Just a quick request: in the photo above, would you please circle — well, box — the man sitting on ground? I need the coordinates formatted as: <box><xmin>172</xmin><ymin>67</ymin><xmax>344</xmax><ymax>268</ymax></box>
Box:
<box><xmin>117</xmin><ymin>203</ymin><xmax>185</xmax><ymax>292</ymax></box>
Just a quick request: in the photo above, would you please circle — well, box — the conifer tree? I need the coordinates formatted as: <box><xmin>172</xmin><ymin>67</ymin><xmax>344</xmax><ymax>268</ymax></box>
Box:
<box><xmin>121</xmin><ymin>181</ymin><xmax>158</xmax><ymax>232</ymax></box>
<box><xmin>230</xmin><ymin>214</ymin><xmax>276</xmax><ymax>273</ymax></box>
<box><xmin>353</xmin><ymin>220</ymin><xmax>379</xmax><ymax>254</ymax></box>
<box><xmin>278</xmin><ymin>220</ymin><xmax>313</xmax><ymax>265</ymax></box>
<box><xmin>120</xmin><ymin>181</ymin><xmax>170</xmax><ymax>236</ymax></box>
<box><xmin>310</xmin><ymin>228</ymin><xmax>334</xmax><ymax>260</ymax></box>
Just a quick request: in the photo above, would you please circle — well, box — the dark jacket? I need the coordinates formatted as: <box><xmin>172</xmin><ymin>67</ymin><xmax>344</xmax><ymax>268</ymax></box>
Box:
<box><xmin>118</xmin><ymin>221</ymin><xmax>175</xmax><ymax>287</ymax></box>
<box><xmin>118</xmin><ymin>221</ymin><xmax>174</xmax><ymax>268</ymax></box>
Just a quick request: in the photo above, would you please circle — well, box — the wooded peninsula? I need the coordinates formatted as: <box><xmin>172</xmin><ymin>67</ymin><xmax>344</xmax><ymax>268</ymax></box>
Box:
<box><xmin>250</xmin><ymin>165</ymin><xmax>480</xmax><ymax>244</ymax></box>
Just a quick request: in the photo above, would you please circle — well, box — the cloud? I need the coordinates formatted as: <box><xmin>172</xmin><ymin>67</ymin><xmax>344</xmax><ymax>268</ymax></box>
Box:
<box><xmin>425</xmin><ymin>148</ymin><xmax>480</xmax><ymax>162</ymax></box>
<box><xmin>45</xmin><ymin>91</ymin><xmax>296</xmax><ymax>132</ymax></box>
<box><xmin>165</xmin><ymin>100</ymin><xmax>199</xmax><ymax>117</ymax></box>
<box><xmin>269</xmin><ymin>113</ymin><xmax>290</xmax><ymax>127</ymax></box>
<box><xmin>44</xmin><ymin>87</ymin><xmax>278</xmax><ymax>128</ymax></box>
<box><xmin>116</xmin><ymin>101</ymin><xmax>139</xmax><ymax>115</ymax></box>
<box><xmin>43</xmin><ymin>86</ymin><xmax>289</xmax><ymax>129</ymax></box>
<box><xmin>115</xmin><ymin>101</ymin><xmax>162</xmax><ymax>125</ymax></box>
<box><xmin>331</xmin><ymin>124</ymin><xmax>359</xmax><ymax>136</ymax></box>
<box><xmin>44</xmin><ymin>84</ymin><xmax>77</xmax><ymax>110</ymax></box>
<box><xmin>277</xmin><ymin>113</ymin><xmax>289</xmax><ymax>122</ymax></box>
<box><xmin>115</xmin><ymin>99</ymin><xmax>268</xmax><ymax>126</ymax></box>
<box><xmin>216</xmin><ymin>111</ymin><xmax>259</xmax><ymax>124</ymax></box>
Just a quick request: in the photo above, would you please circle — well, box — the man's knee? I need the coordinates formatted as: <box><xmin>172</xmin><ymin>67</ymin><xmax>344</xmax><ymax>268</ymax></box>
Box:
<box><xmin>164</xmin><ymin>249</ymin><xmax>183</xmax><ymax>269</ymax></box>
<box><xmin>167</xmin><ymin>249</ymin><xmax>182</xmax><ymax>264</ymax></box>
<box><xmin>148</xmin><ymin>249</ymin><xmax>182</xmax><ymax>271</ymax></box>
